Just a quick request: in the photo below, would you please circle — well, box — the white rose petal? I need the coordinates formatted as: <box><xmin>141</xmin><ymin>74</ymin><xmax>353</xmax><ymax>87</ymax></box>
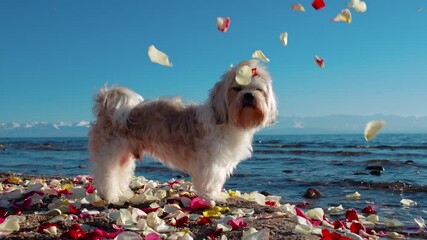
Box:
<box><xmin>346</xmin><ymin>0</ymin><xmax>367</xmax><ymax>13</ymax></box>
<box><xmin>364</xmin><ymin>120</ymin><xmax>386</xmax><ymax>141</ymax></box>
<box><xmin>333</xmin><ymin>9</ymin><xmax>352</xmax><ymax>23</ymax></box>
<box><xmin>235</xmin><ymin>65</ymin><xmax>253</xmax><ymax>86</ymax></box>
<box><xmin>280</xmin><ymin>32</ymin><xmax>288</xmax><ymax>46</ymax></box>
<box><xmin>252</xmin><ymin>50</ymin><xmax>270</xmax><ymax>62</ymax></box>
<box><xmin>148</xmin><ymin>45</ymin><xmax>173</xmax><ymax>67</ymax></box>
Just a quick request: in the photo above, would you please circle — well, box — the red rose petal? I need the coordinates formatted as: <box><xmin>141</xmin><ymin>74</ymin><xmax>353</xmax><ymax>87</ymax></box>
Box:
<box><xmin>196</xmin><ymin>216</ymin><xmax>212</xmax><ymax>225</ymax></box>
<box><xmin>345</xmin><ymin>208</ymin><xmax>359</xmax><ymax>222</ymax></box>
<box><xmin>69</xmin><ymin>204</ymin><xmax>81</xmax><ymax>215</ymax></box>
<box><xmin>350</xmin><ymin>221</ymin><xmax>366</xmax><ymax>234</ymax></box>
<box><xmin>85</xmin><ymin>184</ymin><xmax>94</xmax><ymax>194</ymax></box>
<box><xmin>312</xmin><ymin>0</ymin><xmax>325</xmax><ymax>10</ymax></box>
<box><xmin>361</xmin><ymin>205</ymin><xmax>377</xmax><ymax>214</ymax></box>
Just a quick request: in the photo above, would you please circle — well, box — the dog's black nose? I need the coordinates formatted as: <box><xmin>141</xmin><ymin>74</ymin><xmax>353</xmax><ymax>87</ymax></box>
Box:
<box><xmin>242</xmin><ymin>92</ymin><xmax>255</xmax><ymax>106</ymax></box>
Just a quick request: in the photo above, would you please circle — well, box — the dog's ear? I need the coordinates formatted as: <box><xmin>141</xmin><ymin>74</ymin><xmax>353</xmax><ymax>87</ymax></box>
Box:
<box><xmin>209</xmin><ymin>80</ymin><xmax>228</xmax><ymax>124</ymax></box>
<box><xmin>265</xmin><ymin>81</ymin><xmax>278</xmax><ymax>126</ymax></box>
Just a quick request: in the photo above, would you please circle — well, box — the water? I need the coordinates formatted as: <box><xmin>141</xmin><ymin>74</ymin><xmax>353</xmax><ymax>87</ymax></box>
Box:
<box><xmin>1</xmin><ymin>134</ymin><xmax>426</xmax><ymax>231</ymax></box>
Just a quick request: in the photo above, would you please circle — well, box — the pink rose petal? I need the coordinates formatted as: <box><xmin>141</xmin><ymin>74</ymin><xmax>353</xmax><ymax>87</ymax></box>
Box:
<box><xmin>190</xmin><ymin>197</ymin><xmax>211</xmax><ymax>210</ymax></box>
<box><xmin>145</xmin><ymin>232</ymin><xmax>161</xmax><ymax>240</ymax></box>
<box><xmin>227</xmin><ymin>217</ymin><xmax>247</xmax><ymax>230</ymax></box>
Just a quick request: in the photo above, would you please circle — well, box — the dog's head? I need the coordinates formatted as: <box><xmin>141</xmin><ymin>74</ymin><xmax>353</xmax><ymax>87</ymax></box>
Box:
<box><xmin>209</xmin><ymin>60</ymin><xmax>277</xmax><ymax>129</ymax></box>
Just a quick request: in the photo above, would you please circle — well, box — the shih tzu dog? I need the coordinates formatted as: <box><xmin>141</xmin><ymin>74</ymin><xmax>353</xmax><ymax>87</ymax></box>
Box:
<box><xmin>89</xmin><ymin>59</ymin><xmax>277</xmax><ymax>205</ymax></box>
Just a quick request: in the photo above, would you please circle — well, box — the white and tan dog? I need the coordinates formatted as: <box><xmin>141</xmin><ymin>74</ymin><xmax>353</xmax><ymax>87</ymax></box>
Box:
<box><xmin>89</xmin><ymin>59</ymin><xmax>277</xmax><ymax>205</ymax></box>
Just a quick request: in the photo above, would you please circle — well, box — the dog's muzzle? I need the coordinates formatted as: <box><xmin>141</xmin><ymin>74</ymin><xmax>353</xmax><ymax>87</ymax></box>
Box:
<box><xmin>242</xmin><ymin>92</ymin><xmax>255</xmax><ymax>107</ymax></box>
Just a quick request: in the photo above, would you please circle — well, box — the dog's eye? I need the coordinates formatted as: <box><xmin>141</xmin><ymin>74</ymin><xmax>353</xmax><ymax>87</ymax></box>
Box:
<box><xmin>232</xmin><ymin>87</ymin><xmax>243</xmax><ymax>92</ymax></box>
<box><xmin>256</xmin><ymin>88</ymin><xmax>264</xmax><ymax>93</ymax></box>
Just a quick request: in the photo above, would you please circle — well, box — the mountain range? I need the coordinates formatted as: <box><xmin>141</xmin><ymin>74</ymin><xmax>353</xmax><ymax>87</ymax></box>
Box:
<box><xmin>1</xmin><ymin>115</ymin><xmax>427</xmax><ymax>137</ymax></box>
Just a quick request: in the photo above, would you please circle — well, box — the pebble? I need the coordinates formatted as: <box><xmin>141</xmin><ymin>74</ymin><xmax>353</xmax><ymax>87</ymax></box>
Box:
<box><xmin>303</xmin><ymin>188</ymin><xmax>322</xmax><ymax>199</ymax></box>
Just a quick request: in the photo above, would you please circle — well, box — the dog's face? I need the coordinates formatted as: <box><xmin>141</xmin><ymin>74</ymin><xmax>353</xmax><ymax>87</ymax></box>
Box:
<box><xmin>209</xmin><ymin>60</ymin><xmax>277</xmax><ymax>129</ymax></box>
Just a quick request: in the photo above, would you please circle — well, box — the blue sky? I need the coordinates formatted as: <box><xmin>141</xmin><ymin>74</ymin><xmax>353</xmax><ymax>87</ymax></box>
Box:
<box><xmin>1</xmin><ymin>0</ymin><xmax>426</xmax><ymax>123</ymax></box>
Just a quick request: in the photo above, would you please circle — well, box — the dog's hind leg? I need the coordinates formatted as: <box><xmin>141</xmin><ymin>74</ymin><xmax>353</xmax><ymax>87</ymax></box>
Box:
<box><xmin>117</xmin><ymin>152</ymin><xmax>136</xmax><ymax>197</ymax></box>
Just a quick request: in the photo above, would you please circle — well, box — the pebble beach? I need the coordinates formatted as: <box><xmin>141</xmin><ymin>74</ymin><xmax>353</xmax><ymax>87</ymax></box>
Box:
<box><xmin>1</xmin><ymin>171</ymin><xmax>426</xmax><ymax>240</ymax></box>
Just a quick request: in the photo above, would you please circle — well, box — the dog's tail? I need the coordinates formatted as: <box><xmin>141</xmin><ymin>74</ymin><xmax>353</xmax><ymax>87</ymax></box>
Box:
<box><xmin>93</xmin><ymin>85</ymin><xmax>144</xmax><ymax>129</ymax></box>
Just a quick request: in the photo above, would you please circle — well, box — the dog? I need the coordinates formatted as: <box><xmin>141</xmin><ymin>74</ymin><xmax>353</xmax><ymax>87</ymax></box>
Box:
<box><xmin>88</xmin><ymin>59</ymin><xmax>277</xmax><ymax>205</ymax></box>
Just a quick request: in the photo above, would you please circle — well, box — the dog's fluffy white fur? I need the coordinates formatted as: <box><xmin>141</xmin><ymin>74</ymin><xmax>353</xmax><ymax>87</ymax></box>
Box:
<box><xmin>89</xmin><ymin>59</ymin><xmax>277</xmax><ymax>204</ymax></box>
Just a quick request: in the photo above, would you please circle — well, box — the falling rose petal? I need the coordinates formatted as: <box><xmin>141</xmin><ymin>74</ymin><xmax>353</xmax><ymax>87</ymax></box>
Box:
<box><xmin>346</xmin><ymin>0</ymin><xmax>367</xmax><ymax>13</ymax></box>
<box><xmin>280</xmin><ymin>32</ymin><xmax>288</xmax><ymax>46</ymax></box>
<box><xmin>292</xmin><ymin>3</ymin><xmax>306</xmax><ymax>12</ymax></box>
<box><xmin>115</xmin><ymin>231</ymin><xmax>143</xmax><ymax>240</ymax></box>
<box><xmin>189</xmin><ymin>197</ymin><xmax>211</xmax><ymax>210</ymax></box>
<box><xmin>312</xmin><ymin>0</ymin><xmax>325</xmax><ymax>10</ymax></box>
<box><xmin>235</xmin><ymin>65</ymin><xmax>252</xmax><ymax>86</ymax></box>
<box><xmin>314</xmin><ymin>55</ymin><xmax>325</xmax><ymax>68</ymax></box>
<box><xmin>252</xmin><ymin>50</ymin><xmax>270</xmax><ymax>62</ymax></box>
<box><xmin>400</xmin><ymin>198</ymin><xmax>417</xmax><ymax>207</ymax></box>
<box><xmin>148</xmin><ymin>45</ymin><xmax>173</xmax><ymax>67</ymax></box>
<box><xmin>216</xmin><ymin>17</ymin><xmax>231</xmax><ymax>32</ymax></box>
<box><xmin>361</xmin><ymin>206</ymin><xmax>377</xmax><ymax>214</ymax></box>
<box><xmin>364</xmin><ymin>121</ymin><xmax>386</xmax><ymax>141</ymax></box>
<box><xmin>227</xmin><ymin>217</ymin><xmax>247</xmax><ymax>230</ymax></box>
<box><xmin>333</xmin><ymin>9</ymin><xmax>352</xmax><ymax>23</ymax></box>
<box><xmin>414</xmin><ymin>216</ymin><xmax>426</xmax><ymax>228</ymax></box>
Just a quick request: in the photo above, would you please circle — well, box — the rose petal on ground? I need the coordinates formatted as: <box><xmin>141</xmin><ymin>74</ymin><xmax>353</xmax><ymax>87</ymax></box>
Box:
<box><xmin>314</xmin><ymin>55</ymin><xmax>325</xmax><ymax>68</ymax></box>
<box><xmin>203</xmin><ymin>210</ymin><xmax>222</xmax><ymax>218</ymax></box>
<box><xmin>145</xmin><ymin>232</ymin><xmax>161</xmax><ymax>240</ymax></box>
<box><xmin>346</xmin><ymin>209</ymin><xmax>359</xmax><ymax>222</ymax></box>
<box><xmin>235</xmin><ymin>65</ymin><xmax>252</xmax><ymax>86</ymax></box>
<box><xmin>292</xmin><ymin>3</ymin><xmax>305</xmax><ymax>12</ymax></box>
<box><xmin>350</xmin><ymin>221</ymin><xmax>365</xmax><ymax>234</ymax></box>
<box><xmin>385</xmin><ymin>218</ymin><xmax>404</xmax><ymax>228</ymax></box>
<box><xmin>345</xmin><ymin>191</ymin><xmax>361</xmax><ymax>199</ymax></box>
<box><xmin>364</xmin><ymin>121</ymin><xmax>386</xmax><ymax>141</ymax></box>
<box><xmin>328</xmin><ymin>205</ymin><xmax>345</xmax><ymax>215</ymax></box>
<box><xmin>280</xmin><ymin>32</ymin><xmax>288</xmax><ymax>46</ymax></box>
<box><xmin>332</xmin><ymin>9</ymin><xmax>352</xmax><ymax>23</ymax></box>
<box><xmin>146</xmin><ymin>212</ymin><xmax>163</xmax><ymax>229</ymax></box>
<box><xmin>196</xmin><ymin>216</ymin><xmax>212</xmax><ymax>225</ymax></box>
<box><xmin>366</xmin><ymin>214</ymin><xmax>379</xmax><ymax>224</ymax></box>
<box><xmin>387</xmin><ymin>232</ymin><xmax>404</xmax><ymax>238</ymax></box>
<box><xmin>312</xmin><ymin>0</ymin><xmax>325</xmax><ymax>10</ymax></box>
<box><xmin>400</xmin><ymin>198</ymin><xmax>417</xmax><ymax>207</ymax></box>
<box><xmin>227</xmin><ymin>217</ymin><xmax>247</xmax><ymax>230</ymax></box>
<box><xmin>252</xmin><ymin>50</ymin><xmax>270</xmax><ymax>62</ymax></box>
<box><xmin>361</xmin><ymin>206</ymin><xmax>377</xmax><ymax>214</ymax></box>
<box><xmin>115</xmin><ymin>231</ymin><xmax>143</xmax><ymax>240</ymax></box>
<box><xmin>346</xmin><ymin>0</ymin><xmax>367</xmax><ymax>13</ymax></box>
<box><xmin>243</xmin><ymin>228</ymin><xmax>269</xmax><ymax>240</ymax></box>
<box><xmin>189</xmin><ymin>197</ymin><xmax>211</xmax><ymax>210</ymax></box>
<box><xmin>7</xmin><ymin>177</ymin><xmax>22</xmax><ymax>184</ymax></box>
<box><xmin>148</xmin><ymin>45</ymin><xmax>173</xmax><ymax>67</ymax></box>
<box><xmin>217</xmin><ymin>17</ymin><xmax>231</xmax><ymax>32</ymax></box>
<box><xmin>0</xmin><ymin>216</ymin><xmax>24</xmax><ymax>232</ymax></box>
<box><xmin>305</xmin><ymin>208</ymin><xmax>324</xmax><ymax>221</ymax></box>
<box><xmin>414</xmin><ymin>216</ymin><xmax>426</xmax><ymax>228</ymax></box>
<box><xmin>60</xmin><ymin>223</ymin><xmax>86</xmax><ymax>239</ymax></box>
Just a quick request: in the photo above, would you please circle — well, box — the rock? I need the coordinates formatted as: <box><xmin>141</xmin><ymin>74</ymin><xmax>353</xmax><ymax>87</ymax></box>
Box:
<box><xmin>365</xmin><ymin>166</ymin><xmax>385</xmax><ymax>171</ymax></box>
<box><xmin>405</xmin><ymin>160</ymin><xmax>415</xmax><ymax>164</ymax></box>
<box><xmin>282</xmin><ymin>170</ymin><xmax>294</xmax><ymax>173</ymax></box>
<box><xmin>354</xmin><ymin>170</ymin><xmax>368</xmax><ymax>175</ymax></box>
<box><xmin>78</xmin><ymin>165</ymin><xmax>87</xmax><ymax>169</ymax></box>
<box><xmin>260</xmin><ymin>191</ymin><xmax>272</xmax><ymax>196</ymax></box>
<box><xmin>303</xmin><ymin>188</ymin><xmax>322</xmax><ymax>199</ymax></box>
<box><xmin>176</xmin><ymin>175</ymin><xmax>185</xmax><ymax>179</ymax></box>
<box><xmin>370</xmin><ymin>170</ymin><xmax>382</xmax><ymax>176</ymax></box>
